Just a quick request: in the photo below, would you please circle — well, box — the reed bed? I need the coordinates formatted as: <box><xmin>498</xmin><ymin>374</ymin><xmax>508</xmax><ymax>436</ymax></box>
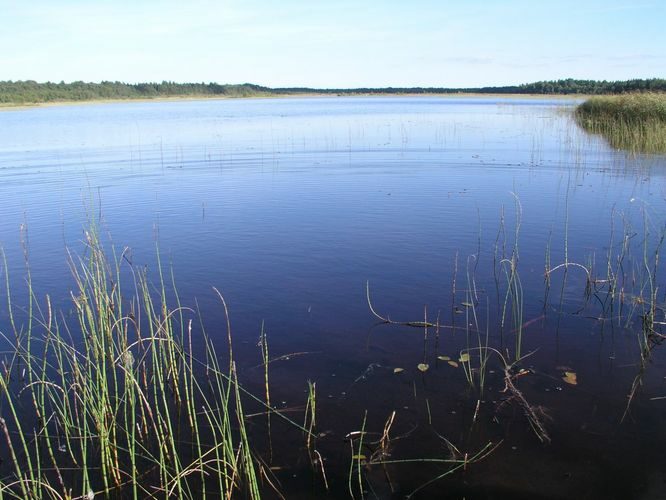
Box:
<box><xmin>575</xmin><ymin>93</ymin><xmax>666</xmax><ymax>153</ymax></box>
<box><xmin>0</xmin><ymin>224</ymin><xmax>286</xmax><ymax>499</ymax></box>
<box><xmin>2</xmin><ymin>194</ymin><xmax>662</xmax><ymax>497</ymax></box>
<box><xmin>0</xmin><ymin>222</ymin><xmax>500</xmax><ymax>498</ymax></box>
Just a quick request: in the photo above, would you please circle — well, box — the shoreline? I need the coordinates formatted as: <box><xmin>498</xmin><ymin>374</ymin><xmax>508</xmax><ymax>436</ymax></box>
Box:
<box><xmin>0</xmin><ymin>92</ymin><xmax>585</xmax><ymax>112</ymax></box>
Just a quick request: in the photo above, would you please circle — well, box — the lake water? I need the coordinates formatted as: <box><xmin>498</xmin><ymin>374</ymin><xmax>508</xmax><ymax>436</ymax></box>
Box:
<box><xmin>1</xmin><ymin>97</ymin><xmax>666</xmax><ymax>498</ymax></box>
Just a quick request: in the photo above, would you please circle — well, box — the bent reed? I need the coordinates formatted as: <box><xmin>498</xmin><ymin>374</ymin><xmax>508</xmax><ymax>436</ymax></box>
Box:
<box><xmin>0</xmin><ymin>222</ymin><xmax>295</xmax><ymax>499</ymax></box>
<box><xmin>1</xmin><ymin>221</ymin><xmax>492</xmax><ymax>499</ymax></box>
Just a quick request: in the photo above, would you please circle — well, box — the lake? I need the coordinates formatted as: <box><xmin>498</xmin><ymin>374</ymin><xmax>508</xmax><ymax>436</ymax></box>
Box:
<box><xmin>1</xmin><ymin>96</ymin><xmax>665</xmax><ymax>498</ymax></box>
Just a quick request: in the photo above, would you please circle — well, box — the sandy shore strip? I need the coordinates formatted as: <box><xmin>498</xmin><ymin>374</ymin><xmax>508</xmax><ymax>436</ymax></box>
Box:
<box><xmin>0</xmin><ymin>92</ymin><xmax>585</xmax><ymax>112</ymax></box>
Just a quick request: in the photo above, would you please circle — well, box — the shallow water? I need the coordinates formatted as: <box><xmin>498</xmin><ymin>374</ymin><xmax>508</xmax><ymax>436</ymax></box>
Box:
<box><xmin>1</xmin><ymin>96</ymin><xmax>666</xmax><ymax>498</ymax></box>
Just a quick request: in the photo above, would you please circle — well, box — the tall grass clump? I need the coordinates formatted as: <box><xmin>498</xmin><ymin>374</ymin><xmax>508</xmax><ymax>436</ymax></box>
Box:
<box><xmin>575</xmin><ymin>93</ymin><xmax>666</xmax><ymax>153</ymax></box>
<box><xmin>0</xmin><ymin>223</ymin><xmax>286</xmax><ymax>498</ymax></box>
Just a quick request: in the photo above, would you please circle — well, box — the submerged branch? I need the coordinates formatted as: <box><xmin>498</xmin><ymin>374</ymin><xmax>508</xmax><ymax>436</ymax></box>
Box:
<box><xmin>366</xmin><ymin>281</ymin><xmax>457</xmax><ymax>330</ymax></box>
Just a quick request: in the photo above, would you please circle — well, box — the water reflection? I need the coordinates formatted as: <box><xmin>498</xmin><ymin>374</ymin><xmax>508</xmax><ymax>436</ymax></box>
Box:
<box><xmin>0</xmin><ymin>97</ymin><xmax>665</xmax><ymax>497</ymax></box>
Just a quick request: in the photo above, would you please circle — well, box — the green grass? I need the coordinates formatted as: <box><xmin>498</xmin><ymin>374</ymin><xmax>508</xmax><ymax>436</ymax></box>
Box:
<box><xmin>575</xmin><ymin>93</ymin><xmax>666</xmax><ymax>153</ymax></box>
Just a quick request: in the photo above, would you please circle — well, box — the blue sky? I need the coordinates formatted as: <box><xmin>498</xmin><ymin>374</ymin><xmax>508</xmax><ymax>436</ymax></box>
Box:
<box><xmin>1</xmin><ymin>0</ymin><xmax>664</xmax><ymax>87</ymax></box>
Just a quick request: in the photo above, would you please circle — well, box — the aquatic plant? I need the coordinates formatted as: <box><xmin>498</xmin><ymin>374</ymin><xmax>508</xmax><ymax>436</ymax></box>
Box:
<box><xmin>0</xmin><ymin>220</ymin><xmax>507</xmax><ymax>498</ymax></box>
<box><xmin>575</xmin><ymin>93</ymin><xmax>666</xmax><ymax>153</ymax></box>
<box><xmin>0</xmin><ymin>223</ymin><xmax>305</xmax><ymax>498</ymax></box>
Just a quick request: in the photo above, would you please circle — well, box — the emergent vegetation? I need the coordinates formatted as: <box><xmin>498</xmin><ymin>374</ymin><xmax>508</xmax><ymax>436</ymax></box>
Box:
<box><xmin>575</xmin><ymin>93</ymin><xmax>666</xmax><ymax>153</ymax></box>
<box><xmin>0</xmin><ymin>221</ymin><xmax>496</xmax><ymax>498</ymax></box>
<box><xmin>0</xmin><ymin>223</ymin><xmax>291</xmax><ymax>498</ymax></box>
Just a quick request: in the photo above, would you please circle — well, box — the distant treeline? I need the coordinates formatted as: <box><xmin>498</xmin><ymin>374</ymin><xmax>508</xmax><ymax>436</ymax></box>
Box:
<box><xmin>0</xmin><ymin>81</ymin><xmax>272</xmax><ymax>104</ymax></box>
<box><xmin>274</xmin><ymin>79</ymin><xmax>666</xmax><ymax>95</ymax></box>
<box><xmin>1</xmin><ymin>78</ymin><xmax>665</xmax><ymax>104</ymax></box>
<box><xmin>480</xmin><ymin>78</ymin><xmax>666</xmax><ymax>95</ymax></box>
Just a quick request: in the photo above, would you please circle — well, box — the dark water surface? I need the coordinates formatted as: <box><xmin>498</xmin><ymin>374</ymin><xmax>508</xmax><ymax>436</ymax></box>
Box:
<box><xmin>1</xmin><ymin>97</ymin><xmax>666</xmax><ymax>498</ymax></box>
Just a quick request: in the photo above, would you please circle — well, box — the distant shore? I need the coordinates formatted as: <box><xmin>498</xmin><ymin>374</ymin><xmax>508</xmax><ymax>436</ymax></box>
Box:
<box><xmin>1</xmin><ymin>78</ymin><xmax>661</xmax><ymax>111</ymax></box>
<box><xmin>0</xmin><ymin>92</ymin><xmax>586</xmax><ymax>112</ymax></box>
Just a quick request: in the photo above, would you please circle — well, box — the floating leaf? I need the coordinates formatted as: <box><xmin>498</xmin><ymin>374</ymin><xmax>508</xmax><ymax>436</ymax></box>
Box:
<box><xmin>352</xmin><ymin>454</ymin><xmax>366</xmax><ymax>460</ymax></box>
<box><xmin>461</xmin><ymin>302</ymin><xmax>474</xmax><ymax>308</ymax></box>
<box><xmin>437</xmin><ymin>355</ymin><xmax>451</xmax><ymax>361</ymax></box>
<box><xmin>562</xmin><ymin>371</ymin><xmax>577</xmax><ymax>385</ymax></box>
<box><xmin>417</xmin><ymin>363</ymin><xmax>429</xmax><ymax>372</ymax></box>
<box><xmin>447</xmin><ymin>360</ymin><xmax>459</xmax><ymax>368</ymax></box>
<box><xmin>393</xmin><ymin>367</ymin><xmax>404</xmax><ymax>374</ymax></box>
<box><xmin>458</xmin><ymin>353</ymin><xmax>470</xmax><ymax>363</ymax></box>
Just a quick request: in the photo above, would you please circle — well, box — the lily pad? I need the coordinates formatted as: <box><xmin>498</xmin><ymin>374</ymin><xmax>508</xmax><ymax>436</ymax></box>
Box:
<box><xmin>461</xmin><ymin>302</ymin><xmax>474</xmax><ymax>308</ymax></box>
<box><xmin>393</xmin><ymin>367</ymin><xmax>404</xmax><ymax>374</ymax></box>
<box><xmin>562</xmin><ymin>371</ymin><xmax>577</xmax><ymax>385</ymax></box>
<box><xmin>417</xmin><ymin>363</ymin><xmax>429</xmax><ymax>372</ymax></box>
<box><xmin>437</xmin><ymin>355</ymin><xmax>451</xmax><ymax>361</ymax></box>
<box><xmin>459</xmin><ymin>353</ymin><xmax>470</xmax><ymax>363</ymax></box>
<box><xmin>447</xmin><ymin>360</ymin><xmax>459</xmax><ymax>368</ymax></box>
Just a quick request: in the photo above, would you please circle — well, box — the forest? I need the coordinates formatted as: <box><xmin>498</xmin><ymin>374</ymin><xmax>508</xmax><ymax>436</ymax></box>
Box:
<box><xmin>1</xmin><ymin>78</ymin><xmax>665</xmax><ymax>104</ymax></box>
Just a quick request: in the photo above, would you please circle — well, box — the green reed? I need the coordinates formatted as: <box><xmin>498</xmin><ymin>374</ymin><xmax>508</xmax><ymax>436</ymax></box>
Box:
<box><xmin>304</xmin><ymin>380</ymin><xmax>317</xmax><ymax>458</ymax></box>
<box><xmin>575</xmin><ymin>93</ymin><xmax>666</xmax><ymax>153</ymax></box>
<box><xmin>0</xmin><ymin>222</ymin><xmax>294</xmax><ymax>499</ymax></box>
<box><xmin>497</xmin><ymin>193</ymin><xmax>525</xmax><ymax>361</ymax></box>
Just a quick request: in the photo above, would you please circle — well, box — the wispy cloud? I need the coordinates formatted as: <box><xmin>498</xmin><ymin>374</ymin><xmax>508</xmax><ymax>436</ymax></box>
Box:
<box><xmin>606</xmin><ymin>53</ymin><xmax>666</xmax><ymax>62</ymax></box>
<box><xmin>588</xmin><ymin>2</ymin><xmax>663</xmax><ymax>13</ymax></box>
<box><xmin>439</xmin><ymin>56</ymin><xmax>494</xmax><ymax>65</ymax></box>
<box><xmin>0</xmin><ymin>0</ymin><xmax>664</xmax><ymax>86</ymax></box>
